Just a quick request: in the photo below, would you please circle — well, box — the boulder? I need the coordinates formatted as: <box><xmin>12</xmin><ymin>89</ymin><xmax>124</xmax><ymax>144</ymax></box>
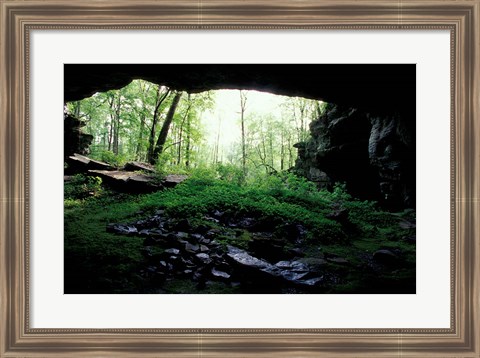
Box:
<box><xmin>226</xmin><ymin>246</ymin><xmax>323</xmax><ymax>288</ymax></box>
<box><xmin>373</xmin><ymin>249</ymin><xmax>399</xmax><ymax>266</ymax></box>
<box><xmin>195</xmin><ymin>253</ymin><xmax>213</xmax><ymax>265</ymax></box>
<box><xmin>211</xmin><ymin>268</ymin><xmax>231</xmax><ymax>280</ymax></box>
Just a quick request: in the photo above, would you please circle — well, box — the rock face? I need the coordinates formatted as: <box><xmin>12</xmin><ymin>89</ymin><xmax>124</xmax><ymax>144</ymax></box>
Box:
<box><xmin>64</xmin><ymin>115</ymin><xmax>93</xmax><ymax>160</ymax></box>
<box><xmin>294</xmin><ymin>104</ymin><xmax>415</xmax><ymax>209</ymax></box>
<box><xmin>368</xmin><ymin>113</ymin><xmax>415</xmax><ymax>208</ymax></box>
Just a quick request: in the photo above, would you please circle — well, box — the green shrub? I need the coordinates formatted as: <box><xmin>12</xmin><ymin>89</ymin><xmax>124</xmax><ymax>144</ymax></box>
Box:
<box><xmin>64</xmin><ymin>174</ymin><xmax>103</xmax><ymax>200</ymax></box>
<box><xmin>215</xmin><ymin>163</ymin><xmax>245</xmax><ymax>185</ymax></box>
<box><xmin>99</xmin><ymin>150</ymin><xmax>126</xmax><ymax>167</ymax></box>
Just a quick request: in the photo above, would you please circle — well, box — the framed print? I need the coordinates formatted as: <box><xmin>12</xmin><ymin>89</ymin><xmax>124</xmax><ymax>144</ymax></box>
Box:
<box><xmin>1</xmin><ymin>0</ymin><xmax>479</xmax><ymax>357</ymax></box>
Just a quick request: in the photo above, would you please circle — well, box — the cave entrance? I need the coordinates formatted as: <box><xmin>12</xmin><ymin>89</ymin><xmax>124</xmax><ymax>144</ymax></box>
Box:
<box><xmin>65</xmin><ymin>83</ymin><xmax>323</xmax><ymax>179</ymax></box>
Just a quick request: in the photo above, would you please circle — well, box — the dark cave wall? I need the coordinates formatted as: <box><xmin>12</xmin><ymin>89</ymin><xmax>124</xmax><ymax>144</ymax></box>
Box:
<box><xmin>64</xmin><ymin>115</ymin><xmax>93</xmax><ymax>160</ymax></box>
<box><xmin>294</xmin><ymin>104</ymin><xmax>415</xmax><ymax>209</ymax></box>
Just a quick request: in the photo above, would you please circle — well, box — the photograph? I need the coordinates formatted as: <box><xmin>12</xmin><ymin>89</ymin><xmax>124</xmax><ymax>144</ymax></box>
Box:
<box><xmin>2</xmin><ymin>0</ymin><xmax>479</xmax><ymax>355</ymax></box>
<box><xmin>64</xmin><ymin>64</ymin><xmax>416</xmax><ymax>294</ymax></box>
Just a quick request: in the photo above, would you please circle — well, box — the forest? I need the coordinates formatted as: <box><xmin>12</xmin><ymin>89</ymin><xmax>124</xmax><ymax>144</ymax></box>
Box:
<box><xmin>64</xmin><ymin>79</ymin><xmax>416</xmax><ymax>294</ymax></box>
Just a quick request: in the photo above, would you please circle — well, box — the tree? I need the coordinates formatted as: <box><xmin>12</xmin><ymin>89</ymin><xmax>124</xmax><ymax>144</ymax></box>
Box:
<box><xmin>134</xmin><ymin>80</ymin><xmax>153</xmax><ymax>161</ymax></box>
<box><xmin>106</xmin><ymin>91</ymin><xmax>122</xmax><ymax>154</ymax></box>
<box><xmin>147</xmin><ymin>86</ymin><xmax>171</xmax><ymax>163</ymax></box>
<box><xmin>212</xmin><ymin>115</ymin><xmax>222</xmax><ymax>165</ymax></box>
<box><xmin>176</xmin><ymin>94</ymin><xmax>193</xmax><ymax>165</ymax></box>
<box><xmin>151</xmin><ymin>91</ymin><xmax>183</xmax><ymax>164</ymax></box>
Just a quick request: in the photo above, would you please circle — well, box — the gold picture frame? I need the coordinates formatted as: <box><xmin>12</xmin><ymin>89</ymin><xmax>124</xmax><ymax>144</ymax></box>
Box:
<box><xmin>1</xmin><ymin>0</ymin><xmax>479</xmax><ymax>356</ymax></box>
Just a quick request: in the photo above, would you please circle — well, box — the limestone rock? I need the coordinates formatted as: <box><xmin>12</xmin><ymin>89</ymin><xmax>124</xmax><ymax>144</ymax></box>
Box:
<box><xmin>123</xmin><ymin>161</ymin><xmax>155</xmax><ymax>173</ymax></box>
<box><xmin>293</xmin><ymin>103</ymin><xmax>415</xmax><ymax>209</ymax></box>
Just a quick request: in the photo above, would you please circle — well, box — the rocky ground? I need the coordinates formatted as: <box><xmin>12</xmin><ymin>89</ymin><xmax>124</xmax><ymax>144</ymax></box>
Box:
<box><xmin>107</xmin><ymin>208</ymin><xmax>415</xmax><ymax>294</ymax></box>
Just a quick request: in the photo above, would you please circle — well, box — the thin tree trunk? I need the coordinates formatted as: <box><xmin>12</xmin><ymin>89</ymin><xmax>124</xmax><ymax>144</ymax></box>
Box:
<box><xmin>151</xmin><ymin>91</ymin><xmax>183</xmax><ymax>164</ymax></box>
<box><xmin>268</xmin><ymin>132</ymin><xmax>274</xmax><ymax>170</ymax></box>
<box><xmin>73</xmin><ymin>101</ymin><xmax>81</xmax><ymax>117</ymax></box>
<box><xmin>240</xmin><ymin>91</ymin><xmax>247</xmax><ymax>176</ymax></box>
<box><xmin>135</xmin><ymin>81</ymin><xmax>150</xmax><ymax>161</ymax></box>
<box><xmin>177</xmin><ymin>95</ymin><xmax>192</xmax><ymax>165</ymax></box>
<box><xmin>185</xmin><ymin>112</ymin><xmax>191</xmax><ymax>167</ymax></box>
<box><xmin>262</xmin><ymin>137</ymin><xmax>268</xmax><ymax>173</ymax></box>
<box><xmin>108</xmin><ymin>123</ymin><xmax>113</xmax><ymax>151</ymax></box>
<box><xmin>214</xmin><ymin>115</ymin><xmax>222</xmax><ymax>164</ymax></box>
<box><xmin>287</xmin><ymin>134</ymin><xmax>293</xmax><ymax>167</ymax></box>
<box><xmin>177</xmin><ymin>124</ymin><xmax>183</xmax><ymax>165</ymax></box>
<box><xmin>112</xmin><ymin>94</ymin><xmax>121</xmax><ymax>155</ymax></box>
<box><xmin>136</xmin><ymin>113</ymin><xmax>146</xmax><ymax>160</ymax></box>
<box><xmin>280</xmin><ymin>129</ymin><xmax>285</xmax><ymax>171</ymax></box>
<box><xmin>112</xmin><ymin>119</ymin><xmax>117</xmax><ymax>154</ymax></box>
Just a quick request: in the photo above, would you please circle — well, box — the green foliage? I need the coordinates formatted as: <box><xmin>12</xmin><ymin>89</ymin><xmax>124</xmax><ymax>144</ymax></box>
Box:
<box><xmin>64</xmin><ymin>174</ymin><xmax>103</xmax><ymax>200</ymax></box>
<box><xmin>141</xmin><ymin>172</ymin><xmax>344</xmax><ymax>242</ymax></box>
<box><xmin>64</xmin><ymin>191</ymin><xmax>145</xmax><ymax>293</ymax></box>
<box><xmin>330</xmin><ymin>182</ymin><xmax>352</xmax><ymax>202</ymax></box>
<box><xmin>99</xmin><ymin>150</ymin><xmax>126</xmax><ymax>167</ymax></box>
<box><xmin>215</xmin><ymin>162</ymin><xmax>245</xmax><ymax>185</ymax></box>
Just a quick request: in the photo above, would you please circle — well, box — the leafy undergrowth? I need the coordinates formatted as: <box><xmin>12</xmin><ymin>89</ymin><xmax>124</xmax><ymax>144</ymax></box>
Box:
<box><xmin>64</xmin><ymin>171</ymin><xmax>415</xmax><ymax>294</ymax></box>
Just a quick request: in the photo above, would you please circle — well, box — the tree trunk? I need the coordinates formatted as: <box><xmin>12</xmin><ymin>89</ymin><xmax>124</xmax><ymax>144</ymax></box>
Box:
<box><xmin>213</xmin><ymin>115</ymin><xmax>222</xmax><ymax>164</ymax></box>
<box><xmin>112</xmin><ymin>94</ymin><xmax>121</xmax><ymax>155</ymax></box>
<box><xmin>185</xmin><ymin>113</ymin><xmax>191</xmax><ymax>167</ymax></box>
<box><xmin>108</xmin><ymin>121</ymin><xmax>113</xmax><ymax>152</ymax></box>
<box><xmin>73</xmin><ymin>101</ymin><xmax>81</xmax><ymax>117</ymax></box>
<box><xmin>287</xmin><ymin>134</ymin><xmax>293</xmax><ymax>167</ymax></box>
<box><xmin>280</xmin><ymin>130</ymin><xmax>285</xmax><ymax>171</ymax></box>
<box><xmin>151</xmin><ymin>91</ymin><xmax>183</xmax><ymax>164</ymax></box>
<box><xmin>135</xmin><ymin>113</ymin><xmax>146</xmax><ymax>160</ymax></box>
<box><xmin>147</xmin><ymin>87</ymin><xmax>170</xmax><ymax>164</ymax></box>
<box><xmin>240</xmin><ymin>91</ymin><xmax>247</xmax><ymax>176</ymax></box>
<box><xmin>268</xmin><ymin>132</ymin><xmax>274</xmax><ymax>170</ymax></box>
<box><xmin>177</xmin><ymin>123</ymin><xmax>183</xmax><ymax>165</ymax></box>
<box><xmin>135</xmin><ymin>81</ymin><xmax>150</xmax><ymax>161</ymax></box>
<box><xmin>177</xmin><ymin>95</ymin><xmax>192</xmax><ymax>165</ymax></box>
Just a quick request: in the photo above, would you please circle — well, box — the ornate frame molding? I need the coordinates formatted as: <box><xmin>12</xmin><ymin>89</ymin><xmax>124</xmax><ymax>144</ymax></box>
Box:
<box><xmin>1</xmin><ymin>1</ymin><xmax>478</xmax><ymax>356</ymax></box>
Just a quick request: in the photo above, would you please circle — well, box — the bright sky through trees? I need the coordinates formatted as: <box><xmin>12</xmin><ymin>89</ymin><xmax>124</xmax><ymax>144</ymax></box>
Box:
<box><xmin>202</xmin><ymin>89</ymin><xmax>288</xmax><ymax>149</ymax></box>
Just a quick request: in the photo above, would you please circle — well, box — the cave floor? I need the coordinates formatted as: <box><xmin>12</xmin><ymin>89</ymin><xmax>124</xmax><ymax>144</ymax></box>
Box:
<box><xmin>64</xmin><ymin>177</ymin><xmax>416</xmax><ymax>294</ymax></box>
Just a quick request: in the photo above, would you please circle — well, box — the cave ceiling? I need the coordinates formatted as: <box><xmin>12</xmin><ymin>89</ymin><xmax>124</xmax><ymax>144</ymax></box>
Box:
<box><xmin>64</xmin><ymin>64</ymin><xmax>415</xmax><ymax>117</ymax></box>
